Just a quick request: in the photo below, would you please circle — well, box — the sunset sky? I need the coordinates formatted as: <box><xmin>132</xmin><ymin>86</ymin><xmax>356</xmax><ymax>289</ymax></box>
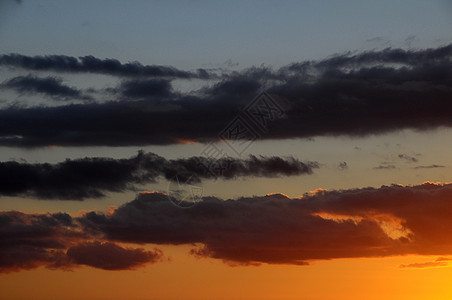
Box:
<box><xmin>1</xmin><ymin>1</ymin><xmax>452</xmax><ymax>299</ymax></box>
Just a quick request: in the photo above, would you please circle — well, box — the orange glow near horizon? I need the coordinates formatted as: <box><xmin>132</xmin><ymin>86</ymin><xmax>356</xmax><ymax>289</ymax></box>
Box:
<box><xmin>140</xmin><ymin>190</ymin><xmax>167</xmax><ymax>195</ymax></box>
<box><xmin>4</xmin><ymin>181</ymin><xmax>452</xmax><ymax>299</ymax></box>
<box><xmin>265</xmin><ymin>192</ymin><xmax>290</xmax><ymax>198</ymax></box>
<box><xmin>2</xmin><ymin>245</ymin><xmax>452</xmax><ymax>300</ymax></box>
<box><xmin>174</xmin><ymin>138</ymin><xmax>200</xmax><ymax>144</ymax></box>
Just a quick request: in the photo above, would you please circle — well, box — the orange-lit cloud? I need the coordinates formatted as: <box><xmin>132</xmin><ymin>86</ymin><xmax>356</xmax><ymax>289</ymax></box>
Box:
<box><xmin>7</xmin><ymin>182</ymin><xmax>452</xmax><ymax>272</ymax></box>
<box><xmin>173</xmin><ymin>138</ymin><xmax>199</xmax><ymax>144</ymax></box>
<box><xmin>79</xmin><ymin>182</ymin><xmax>452</xmax><ymax>266</ymax></box>
<box><xmin>400</xmin><ymin>261</ymin><xmax>448</xmax><ymax>269</ymax></box>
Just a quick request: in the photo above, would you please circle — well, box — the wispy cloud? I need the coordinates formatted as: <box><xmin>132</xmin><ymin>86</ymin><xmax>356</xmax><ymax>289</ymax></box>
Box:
<box><xmin>373</xmin><ymin>164</ymin><xmax>396</xmax><ymax>170</ymax></box>
<box><xmin>0</xmin><ymin>54</ymin><xmax>211</xmax><ymax>79</ymax></box>
<box><xmin>398</xmin><ymin>154</ymin><xmax>418</xmax><ymax>163</ymax></box>
<box><xmin>2</xmin><ymin>75</ymin><xmax>91</xmax><ymax>101</ymax></box>
<box><xmin>414</xmin><ymin>165</ymin><xmax>445</xmax><ymax>169</ymax></box>
<box><xmin>400</xmin><ymin>261</ymin><xmax>448</xmax><ymax>269</ymax></box>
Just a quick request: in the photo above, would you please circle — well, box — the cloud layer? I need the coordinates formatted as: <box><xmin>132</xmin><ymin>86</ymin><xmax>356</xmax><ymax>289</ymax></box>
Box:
<box><xmin>0</xmin><ymin>45</ymin><xmax>451</xmax><ymax>147</ymax></box>
<box><xmin>81</xmin><ymin>182</ymin><xmax>452</xmax><ymax>265</ymax></box>
<box><xmin>4</xmin><ymin>182</ymin><xmax>452</xmax><ymax>272</ymax></box>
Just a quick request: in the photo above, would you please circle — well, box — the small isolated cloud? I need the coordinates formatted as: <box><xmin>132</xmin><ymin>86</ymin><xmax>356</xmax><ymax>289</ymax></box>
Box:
<box><xmin>366</xmin><ymin>36</ymin><xmax>391</xmax><ymax>46</ymax></box>
<box><xmin>414</xmin><ymin>165</ymin><xmax>445</xmax><ymax>169</ymax></box>
<box><xmin>400</xmin><ymin>261</ymin><xmax>448</xmax><ymax>269</ymax></box>
<box><xmin>436</xmin><ymin>257</ymin><xmax>452</xmax><ymax>262</ymax></box>
<box><xmin>338</xmin><ymin>162</ymin><xmax>348</xmax><ymax>170</ymax></box>
<box><xmin>398</xmin><ymin>154</ymin><xmax>418</xmax><ymax>163</ymax></box>
<box><xmin>373</xmin><ymin>165</ymin><xmax>396</xmax><ymax>170</ymax></box>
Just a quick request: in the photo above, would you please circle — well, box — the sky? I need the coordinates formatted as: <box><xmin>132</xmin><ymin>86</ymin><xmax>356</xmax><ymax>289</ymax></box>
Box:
<box><xmin>1</xmin><ymin>1</ymin><xmax>452</xmax><ymax>299</ymax></box>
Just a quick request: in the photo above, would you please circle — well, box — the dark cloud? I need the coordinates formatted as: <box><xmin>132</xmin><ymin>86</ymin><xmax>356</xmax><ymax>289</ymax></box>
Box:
<box><xmin>398</xmin><ymin>154</ymin><xmax>418</xmax><ymax>163</ymax></box>
<box><xmin>0</xmin><ymin>54</ymin><xmax>211</xmax><ymax>79</ymax></box>
<box><xmin>0</xmin><ymin>99</ymin><xmax>231</xmax><ymax>147</ymax></box>
<box><xmin>0</xmin><ymin>211</ymin><xmax>162</xmax><ymax>273</ymax></box>
<box><xmin>373</xmin><ymin>164</ymin><xmax>396</xmax><ymax>170</ymax></box>
<box><xmin>0</xmin><ymin>211</ymin><xmax>79</xmax><ymax>272</ymax></box>
<box><xmin>6</xmin><ymin>182</ymin><xmax>452</xmax><ymax>269</ymax></box>
<box><xmin>78</xmin><ymin>182</ymin><xmax>452</xmax><ymax>266</ymax></box>
<box><xmin>338</xmin><ymin>161</ymin><xmax>348</xmax><ymax>170</ymax></box>
<box><xmin>81</xmin><ymin>192</ymin><xmax>397</xmax><ymax>265</ymax></box>
<box><xmin>2</xmin><ymin>75</ymin><xmax>89</xmax><ymax>100</ymax></box>
<box><xmin>118</xmin><ymin>79</ymin><xmax>174</xmax><ymax>99</ymax></box>
<box><xmin>66</xmin><ymin>241</ymin><xmax>162</xmax><ymax>270</ymax></box>
<box><xmin>0</xmin><ymin>152</ymin><xmax>317</xmax><ymax>200</ymax></box>
<box><xmin>414</xmin><ymin>164</ymin><xmax>445</xmax><ymax>169</ymax></box>
<box><xmin>0</xmin><ymin>45</ymin><xmax>451</xmax><ymax>147</ymax></box>
<box><xmin>311</xmin><ymin>44</ymin><xmax>451</xmax><ymax>69</ymax></box>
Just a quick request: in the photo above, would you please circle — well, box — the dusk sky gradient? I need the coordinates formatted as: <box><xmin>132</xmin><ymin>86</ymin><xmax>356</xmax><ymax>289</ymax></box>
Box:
<box><xmin>1</xmin><ymin>1</ymin><xmax>452</xmax><ymax>299</ymax></box>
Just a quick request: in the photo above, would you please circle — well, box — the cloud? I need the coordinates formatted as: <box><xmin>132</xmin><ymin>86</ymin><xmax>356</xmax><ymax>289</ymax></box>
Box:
<box><xmin>0</xmin><ymin>45</ymin><xmax>451</xmax><ymax>147</ymax></box>
<box><xmin>77</xmin><ymin>192</ymin><xmax>401</xmax><ymax>265</ymax></box>
<box><xmin>399</xmin><ymin>261</ymin><xmax>448</xmax><ymax>269</ymax></box>
<box><xmin>66</xmin><ymin>242</ymin><xmax>162</xmax><ymax>270</ymax></box>
<box><xmin>414</xmin><ymin>165</ymin><xmax>445</xmax><ymax>169</ymax></box>
<box><xmin>338</xmin><ymin>162</ymin><xmax>348</xmax><ymax>170</ymax></box>
<box><xmin>118</xmin><ymin>79</ymin><xmax>174</xmax><ymax>99</ymax></box>
<box><xmin>435</xmin><ymin>257</ymin><xmax>452</xmax><ymax>262</ymax></box>
<box><xmin>0</xmin><ymin>211</ymin><xmax>162</xmax><ymax>273</ymax></box>
<box><xmin>6</xmin><ymin>182</ymin><xmax>452</xmax><ymax>269</ymax></box>
<box><xmin>0</xmin><ymin>151</ymin><xmax>318</xmax><ymax>200</ymax></box>
<box><xmin>77</xmin><ymin>182</ymin><xmax>452</xmax><ymax>266</ymax></box>
<box><xmin>373</xmin><ymin>165</ymin><xmax>396</xmax><ymax>170</ymax></box>
<box><xmin>0</xmin><ymin>54</ymin><xmax>211</xmax><ymax>79</ymax></box>
<box><xmin>2</xmin><ymin>75</ymin><xmax>90</xmax><ymax>100</ymax></box>
<box><xmin>0</xmin><ymin>211</ymin><xmax>78</xmax><ymax>272</ymax></box>
<box><xmin>398</xmin><ymin>154</ymin><xmax>418</xmax><ymax>163</ymax></box>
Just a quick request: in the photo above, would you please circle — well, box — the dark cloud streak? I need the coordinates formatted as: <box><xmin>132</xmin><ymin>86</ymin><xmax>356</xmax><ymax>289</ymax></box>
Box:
<box><xmin>0</xmin><ymin>53</ymin><xmax>211</xmax><ymax>79</ymax></box>
<box><xmin>2</xmin><ymin>75</ymin><xmax>90</xmax><ymax>100</ymax></box>
<box><xmin>0</xmin><ymin>152</ymin><xmax>318</xmax><ymax>200</ymax></box>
